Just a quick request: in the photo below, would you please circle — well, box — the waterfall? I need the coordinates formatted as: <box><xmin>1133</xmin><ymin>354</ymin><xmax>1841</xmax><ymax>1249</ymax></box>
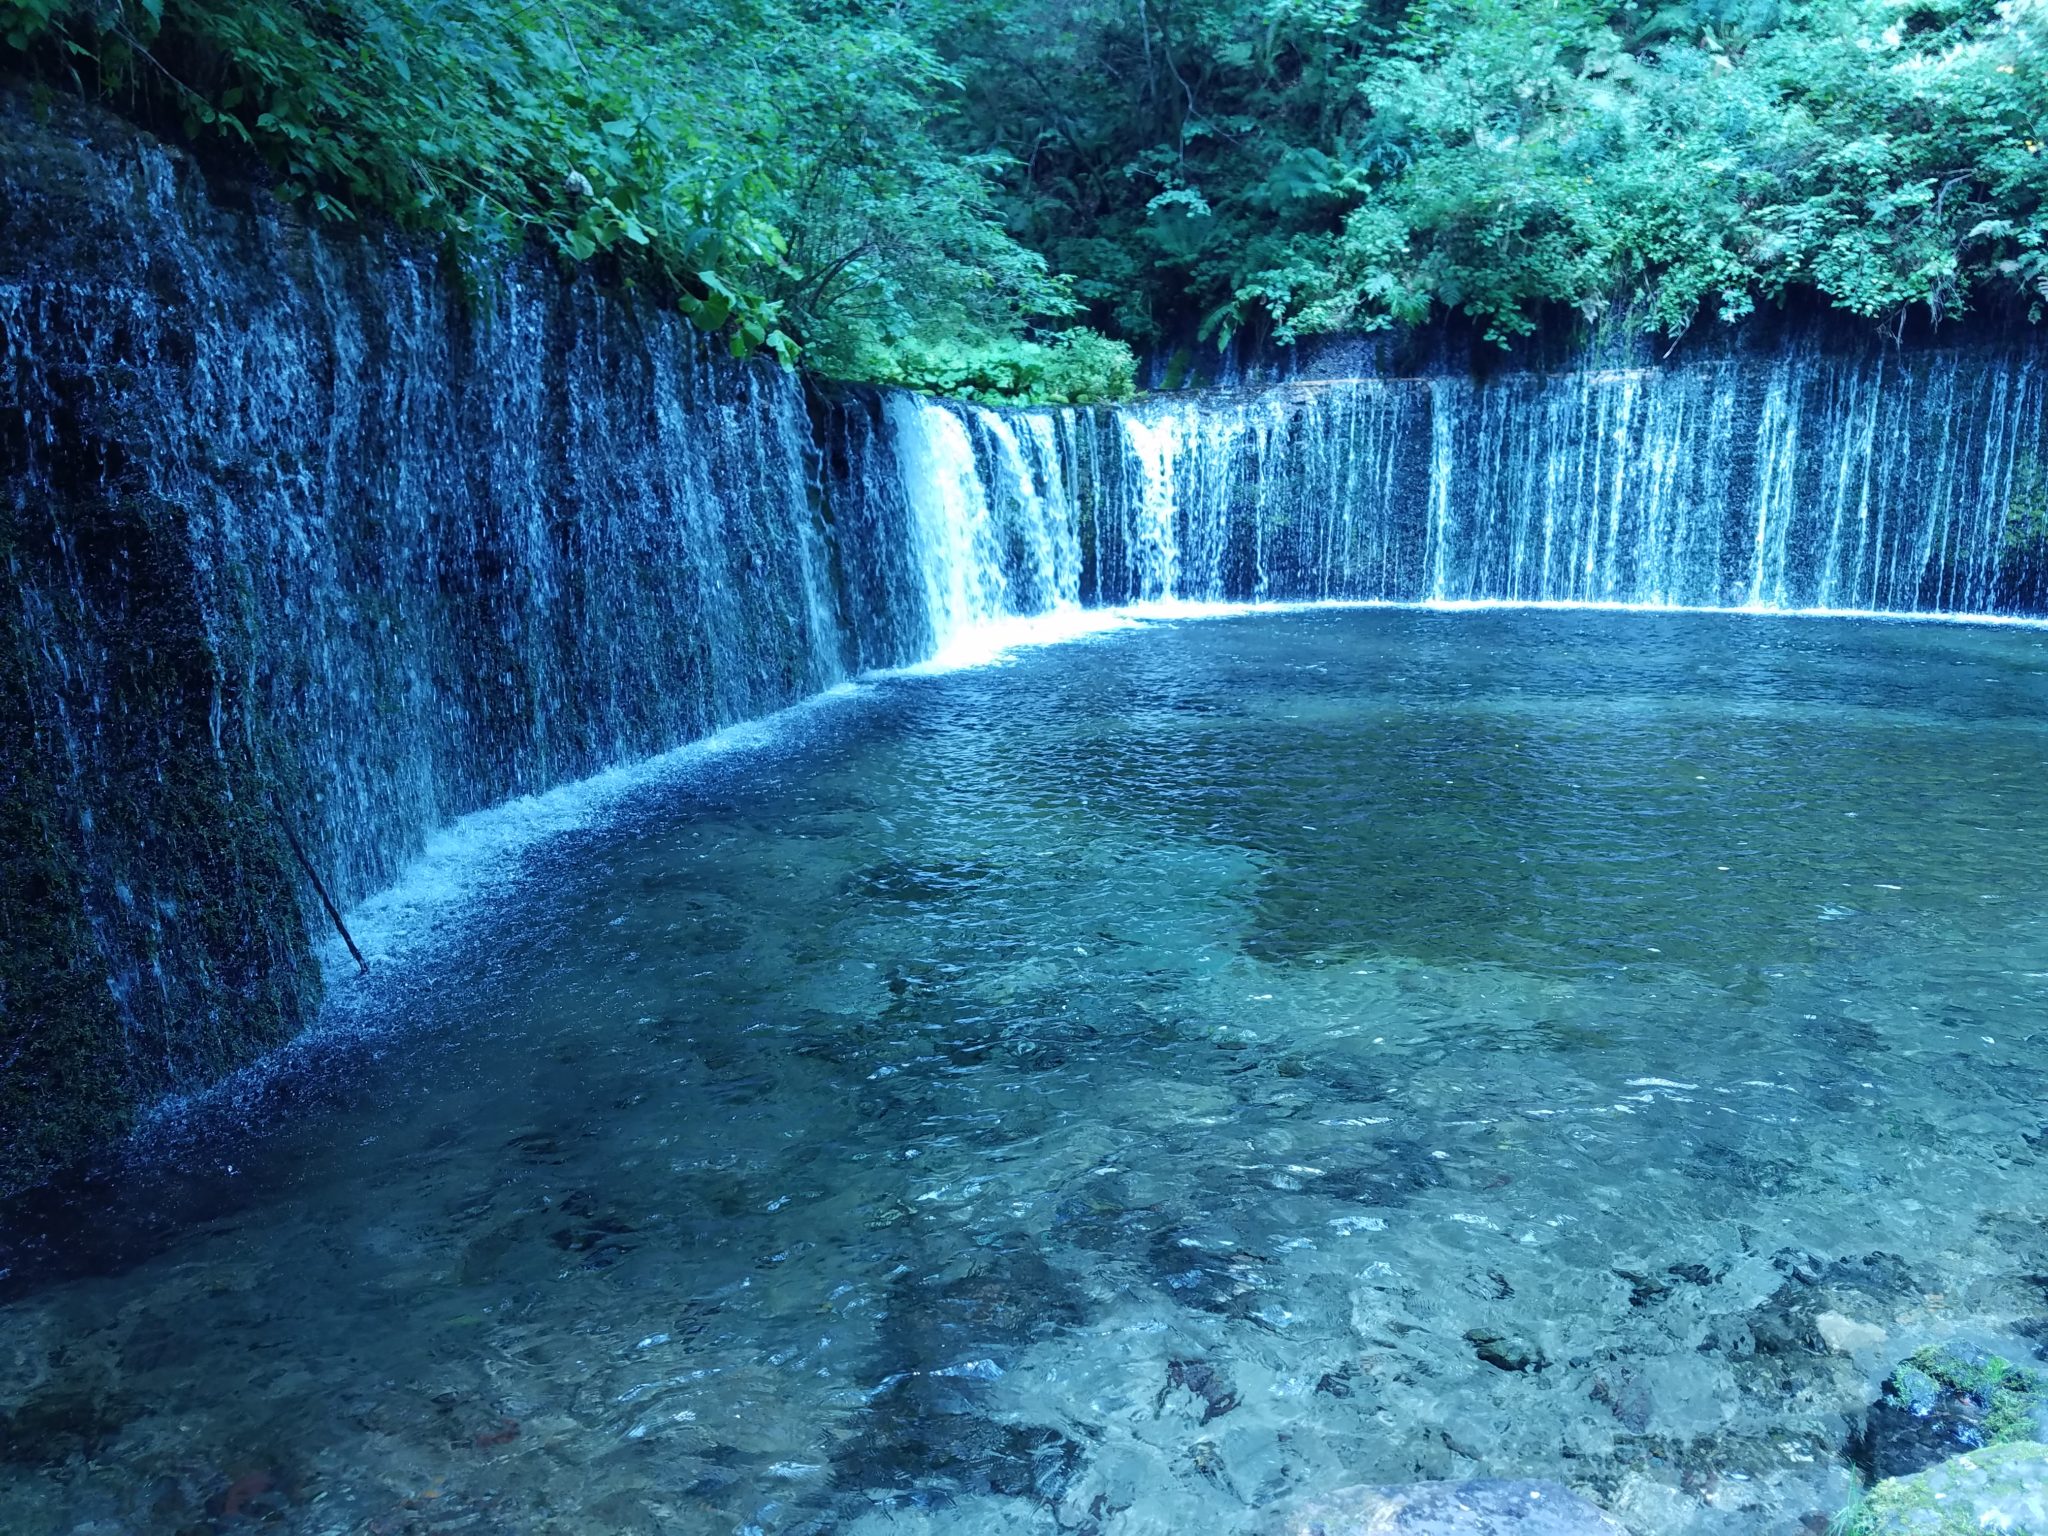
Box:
<box><xmin>983</xmin><ymin>410</ymin><xmax>1080</xmax><ymax>615</ymax></box>
<box><xmin>855</xmin><ymin>340</ymin><xmax>2048</xmax><ymax>647</ymax></box>
<box><xmin>7</xmin><ymin>88</ymin><xmax>2048</xmax><ymax>1192</ymax></box>
<box><xmin>1118</xmin><ymin>412</ymin><xmax>1184</xmax><ymax>601</ymax></box>
<box><xmin>1078</xmin><ymin>349</ymin><xmax>2048</xmax><ymax>615</ymax></box>
<box><xmin>881</xmin><ymin>396</ymin><xmax>1088</xmax><ymax>663</ymax></box>
<box><xmin>0</xmin><ymin>97</ymin><xmax>1090</xmax><ymax>1183</ymax></box>
<box><xmin>887</xmin><ymin>395</ymin><xmax>1012</xmax><ymax>656</ymax></box>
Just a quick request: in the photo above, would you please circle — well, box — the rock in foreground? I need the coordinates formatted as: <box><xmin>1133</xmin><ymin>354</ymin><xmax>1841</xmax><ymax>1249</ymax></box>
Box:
<box><xmin>1831</xmin><ymin>1440</ymin><xmax>2048</xmax><ymax>1534</ymax></box>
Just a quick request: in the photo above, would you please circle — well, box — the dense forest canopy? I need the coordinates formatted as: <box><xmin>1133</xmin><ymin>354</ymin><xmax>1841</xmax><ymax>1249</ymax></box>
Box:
<box><xmin>6</xmin><ymin>0</ymin><xmax>2048</xmax><ymax>396</ymax></box>
<box><xmin>950</xmin><ymin>0</ymin><xmax>2048</xmax><ymax>352</ymax></box>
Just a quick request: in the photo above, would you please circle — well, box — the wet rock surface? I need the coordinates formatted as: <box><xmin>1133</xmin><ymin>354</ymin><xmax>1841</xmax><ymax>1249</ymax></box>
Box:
<box><xmin>1465</xmin><ymin>1327</ymin><xmax>1547</xmax><ymax>1374</ymax></box>
<box><xmin>1744</xmin><ymin>1251</ymin><xmax>1918</xmax><ymax>1360</ymax></box>
<box><xmin>1159</xmin><ymin>1358</ymin><xmax>1242</xmax><ymax>1424</ymax></box>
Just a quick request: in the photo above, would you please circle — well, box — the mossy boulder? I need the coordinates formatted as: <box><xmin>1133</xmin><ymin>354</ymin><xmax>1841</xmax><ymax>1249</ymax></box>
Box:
<box><xmin>1831</xmin><ymin>1441</ymin><xmax>2048</xmax><ymax>1535</ymax></box>
<box><xmin>1852</xmin><ymin>1345</ymin><xmax>2048</xmax><ymax>1482</ymax></box>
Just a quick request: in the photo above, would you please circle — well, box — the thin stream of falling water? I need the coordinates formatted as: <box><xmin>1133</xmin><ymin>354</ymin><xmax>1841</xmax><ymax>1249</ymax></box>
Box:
<box><xmin>1119</xmin><ymin>412</ymin><xmax>1185</xmax><ymax>601</ymax></box>
<box><xmin>1428</xmin><ymin>380</ymin><xmax>1458</xmax><ymax>601</ymax></box>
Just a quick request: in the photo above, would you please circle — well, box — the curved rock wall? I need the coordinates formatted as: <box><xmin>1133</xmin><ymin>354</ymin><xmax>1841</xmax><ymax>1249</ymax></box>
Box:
<box><xmin>6</xmin><ymin>90</ymin><xmax>2045</xmax><ymax>1196</ymax></box>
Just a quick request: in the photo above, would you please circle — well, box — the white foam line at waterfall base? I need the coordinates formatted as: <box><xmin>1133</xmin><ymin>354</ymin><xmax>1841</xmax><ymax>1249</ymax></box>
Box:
<box><xmin>947</xmin><ymin>596</ymin><xmax>2048</xmax><ymax>632</ymax></box>
<box><xmin>130</xmin><ymin>680</ymin><xmax>878</xmax><ymax>1148</ymax></box>
<box><xmin>886</xmin><ymin>605</ymin><xmax>1146</xmax><ymax>674</ymax></box>
<box><xmin>323</xmin><ymin>681</ymin><xmax>877</xmax><ymax>978</ymax></box>
<box><xmin>303</xmin><ymin>591</ymin><xmax>2048</xmax><ymax>986</ymax></box>
<box><xmin>1407</xmin><ymin>596</ymin><xmax>2048</xmax><ymax>628</ymax></box>
<box><xmin>335</xmin><ymin>591</ymin><xmax>2048</xmax><ymax>969</ymax></box>
<box><xmin>128</xmin><ymin>590</ymin><xmax>2044</xmax><ymax>1157</ymax></box>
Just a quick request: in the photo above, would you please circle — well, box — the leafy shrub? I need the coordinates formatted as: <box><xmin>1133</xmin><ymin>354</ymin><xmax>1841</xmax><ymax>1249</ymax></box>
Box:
<box><xmin>1</xmin><ymin>0</ymin><xmax>1124</xmax><ymax>394</ymax></box>
<box><xmin>942</xmin><ymin>0</ymin><xmax>2048</xmax><ymax>349</ymax></box>
<box><xmin>852</xmin><ymin>329</ymin><xmax>1137</xmax><ymax>405</ymax></box>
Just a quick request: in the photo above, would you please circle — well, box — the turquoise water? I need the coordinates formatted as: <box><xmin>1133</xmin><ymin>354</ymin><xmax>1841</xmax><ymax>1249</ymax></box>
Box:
<box><xmin>6</xmin><ymin>607</ymin><xmax>2048</xmax><ymax>1535</ymax></box>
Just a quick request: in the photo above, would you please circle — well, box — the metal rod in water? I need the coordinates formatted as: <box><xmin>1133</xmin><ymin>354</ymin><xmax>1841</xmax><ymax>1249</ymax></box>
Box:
<box><xmin>270</xmin><ymin>794</ymin><xmax>370</xmax><ymax>976</ymax></box>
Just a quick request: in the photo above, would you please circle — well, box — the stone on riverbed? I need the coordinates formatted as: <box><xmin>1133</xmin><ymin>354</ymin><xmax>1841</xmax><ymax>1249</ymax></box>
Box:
<box><xmin>1829</xmin><ymin>1440</ymin><xmax>2048</xmax><ymax>1534</ymax></box>
<box><xmin>1262</xmin><ymin>1479</ymin><xmax>1633</xmax><ymax>1534</ymax></box>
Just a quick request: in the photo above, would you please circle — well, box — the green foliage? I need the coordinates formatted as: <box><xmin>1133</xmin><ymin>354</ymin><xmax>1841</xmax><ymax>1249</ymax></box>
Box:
<box><xmin>848</xmin><ymin>328</ymin><xmax>1137</xmax><ymax>405</ymax></box>
<box><xmin>1</xmin><ymin>0</ymin><xmax>1128</xmax><ymax>395</ymax></box>
<box><xmin>940</xmin><ymin>0</ymin><xmax>2048</xmax><ymax>348</ymax></box>
<box><xmin>6</xmin><ymin>0</ymin><xmax>780</xmax><ymax>334</ymax></box>
<box><xmin>10</xmin><ymin>0</ymin><xmax>2043</xmax><ymax>379</ymax></box>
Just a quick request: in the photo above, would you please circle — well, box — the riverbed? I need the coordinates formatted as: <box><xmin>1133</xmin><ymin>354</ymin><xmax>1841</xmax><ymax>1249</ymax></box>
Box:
<box><xmin>5</xmin><ymin>606</ymin><xmax>2048</xmax><ymax>1536</ymax></box>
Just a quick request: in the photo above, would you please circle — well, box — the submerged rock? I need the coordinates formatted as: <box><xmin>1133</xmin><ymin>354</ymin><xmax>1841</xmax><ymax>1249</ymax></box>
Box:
<box><xmin>1263</xmin><ymin>1479</ymin><xmax>1633</xmax><ymax>1534</ymax></box>
<box><xmin>1158</xmin><ymin>1358</ymin><xmax>1240</xmax><ymax>1424</ymax></box>
<box><xmin>1851</xmin><ymin>1344</ymin><xmax>2048</xmax><ymax>1482</ymax></box>
<box><xmin>1465</xmin><ymin>1328</ymin><xmax>1548</xmax><ymax>1374</ymax></box>
<box><xmin>831</xmin><ymin>1408</ymin><xmax>1083</xmax><ymax>1506</ymax></box>
<box><xmin>0</xmin><ymin>1384</ymin><xmax>134</xmax><ymax>1467</ymax></box>
<box><xmin>1145</xmin><ymin>1226</ymin><xmax>1274</xmax><ymax>1319</ymax></box>
<box><xmin>1817</xmin><ymin>1312</ymin><xmax>1889</xmax><ymax>1357</ymax></box>
<box><xmin>1747</xmin><ymin>1251</ymin><xmax>1920</xmax><ymax>1359</ymax></box>
<box><xmin>1830</xmin><ymin>1440</ymin><xmax>2048</xmax><ymax>1534</ymax></box>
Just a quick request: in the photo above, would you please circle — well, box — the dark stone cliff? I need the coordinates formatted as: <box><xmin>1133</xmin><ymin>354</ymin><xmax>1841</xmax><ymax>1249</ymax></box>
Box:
<box><xmin>0</xmin><ymin>92</ymin><xmax>927</xmax><ymax>1196</ymax></box>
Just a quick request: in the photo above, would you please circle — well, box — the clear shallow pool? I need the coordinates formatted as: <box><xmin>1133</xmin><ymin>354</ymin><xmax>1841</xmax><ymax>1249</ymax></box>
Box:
<box><xmin>6</xmin><ymin>607</ymin><xmax>2048</xmax><ymax>1536</ymax></box>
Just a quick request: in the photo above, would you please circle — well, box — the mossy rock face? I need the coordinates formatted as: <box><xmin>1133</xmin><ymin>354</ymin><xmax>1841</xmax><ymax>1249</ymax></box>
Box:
<box><xmin>0</xmin><ymin>91</ymin><xmax>336</xmax><ymax>1197</ymax></box>
<box><xmin>0</xmin><ymin>481</ymin><xmax>322</xmax><ymax>1197</ymax></box>
<box><xmin>1853</xmin><ymin>1345</ymin><xmax>2048</xmax><ymax>1482</ymax></box>
<box><xmin>1831</xmin><ymin>1441</ymin><xmax>2048</xmax><ymax>1536</ymax></box>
